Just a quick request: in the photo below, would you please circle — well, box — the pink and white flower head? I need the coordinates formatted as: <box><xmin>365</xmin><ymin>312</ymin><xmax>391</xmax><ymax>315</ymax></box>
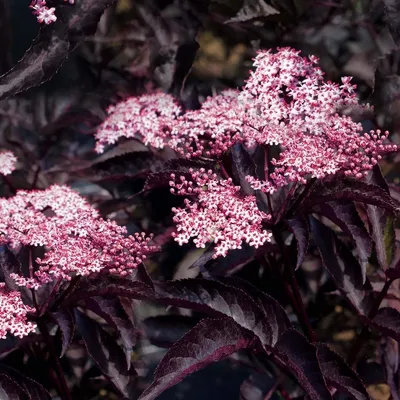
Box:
<box><xmin>0</xmin><ymin>284</ymin><xmax>36</xmax><ymax>339</ymax></box>
<box><xmin>0</xmin><ymin>151</ymin><xmax>17</xmax><ymax>176</ymax></box>
<box><xmin>94</xmin><ymin>93</ymin><xmax>182</xmax><ymax>153</ymax></box>
<box><xmin>170</xmin><ymin>169</ymin><xmax>272</xmax><ymax>258</ymax></box>
<box><xmin>0</xmin><ymin>185</ymin><xmax>157</xmax><ymax>289</ymax></box>
<box><xmin>239</xmin><ymin>47</ymin><xmax>397</xmax><ymax>191</ymax></box>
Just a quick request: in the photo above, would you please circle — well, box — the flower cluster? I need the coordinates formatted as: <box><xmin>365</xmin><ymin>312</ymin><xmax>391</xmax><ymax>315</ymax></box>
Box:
<box><xmin>0</xmin><ymin>284</ymin><xmax>36</xmax><ymax>339</ymax></box>
<box><xmin>239</xmin><ymin>48</ymin><xmax>397</xmax><ymax>191</ymax></box>
<box><xmin>170</xmin><ymin>169</ymin><xmax>272</xmax><ymax>258</ymax></box>
<box><xmin>95</xmin><ymin>93</ymin><xmax>182</xmax><ymax>153</ymax></box>
<box><xmin>0</xmin><ymin>185</ymin><xmax>156</xmax><ymax>289</ymax></box>
<box><xmin>0</xmin><ymin>151</ymin><xmax>17</xmax><ymax>176</ymax></box>
<box><xmin>30</xmin><ymin>0</ymin><xmax>74</xmax><ymax>25</ymax></box>
<box><xmin>94</xmin><ymin>47</ymin><xmax>397</xmax><ymax>192</ymax></box>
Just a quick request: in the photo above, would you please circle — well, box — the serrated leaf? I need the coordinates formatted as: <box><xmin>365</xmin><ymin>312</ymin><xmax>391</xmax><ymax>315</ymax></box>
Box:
<box><xmin>371</xmin><ymin>307</ymin><xmax>400</xmax><ymax>341</ymax></box>
<box><xmin>153</xmin><ymin>279</ymin><xmax>276</xmax><ymax>346</ymax></box>
<box><xmin>315</xmin><ymin>201</ymin><xmax>372</xmax><ymax>281</ymax></box>
<box><xmin>274</xmin><ymin>330</ymin><xmax>332</xmax><ymax>400</ymax></box>
<box><xmin>84</xmin><ymin>297</ymin><xmax>138</xmax><ymax>369</ymax></box>
<box><xmin>0</xmin><ymin>0</ymin><xmax>117</xmax><ymax>100</ymax></box>
<box><xmin>310</xmin><ymin>216</ymin><xmax>373</xmax><ymax>315</ymax></box>
<box><xmin>226</xmin><ymin>0</ymin><xmax>279</xmax><ymax>23</ymax></box>
<box><xmin>74</xmin><ymin>309</ymin><xmax>136</xmax><ymax>398</ymax></box>
<box><xmin>301</xmin><ymin>179</ymin><xmax>399</xmax><ymax>213</ymax></box>
<box><xmin>138</xmin><ymin>317</ymin><xmax>256</xmax><ymax>400</ymax></box>
<box><xmin>317</xmin><ymin>344</ymin><xmax>370</xmax><ymax>400</ymax></box>
<box><xmin>218</xmin><ymin>276</ymin><xmax>290</xmax><ymax>342</ymax></box>
<box><xmin>145</xmin><ymin>279</ymin><xmax>330</xmax><ymax>399</ymax></box>
<box><xmin>287</xmin><ymin>216</ymin><xmax>310</xmax><ymax>270</ymax></box>
<box><xmin>0</xmin><ymin>366</ymin><xmax>51</xmax><ymax>400</ymax></box>
<box><xmin>0</xmin><ymin>373</ymin><xmax>26</xmax><ymax>399</ymax></box>
<box><xmin>50</xmin><ymin>309</ymin><xmax>75</xmax><ymax>357</ymax></box>
<box><xmin>68</xmin><ymin>276</ymin><xmax>155</xmax><ymax>304</ymax></box>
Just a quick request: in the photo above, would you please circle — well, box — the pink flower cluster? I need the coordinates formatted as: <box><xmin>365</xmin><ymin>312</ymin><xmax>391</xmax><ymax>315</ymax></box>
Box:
<box><xmin>30</xmin><ymin>0</ymin><xmax>74</xmax><ymax>25</ymax></box>
<box><xmin>0</xmin><ymin>185</ymin><xmax>156</xmax><ymax>289</ymax></box>
<box><xmin>239</xmin><ymin>48</ymin><xmax>398</xmax><ymax>192</ymax></box>
<box><xmin>95</xmin><ymin>93</ymin><xmax>182</xmax><ymax>153</ymax></box>
<box><xmin>170</xmin><ymin>169</ymin><xmax>272</xmax><ymax>258</ymax></box>
<box><xmin>0</xmin><ymin>284</ymin><xmax>36</xmax><ymax>339</ymax></box>
<box><xmin>94</xmin><ymin>47</ymin><xmax>397</xmax><ymax>192</ymax></box>
<box><xmin>0</xmin><ymin>151</ymin><xmax>17</xmax><ymax>176</ymax></box>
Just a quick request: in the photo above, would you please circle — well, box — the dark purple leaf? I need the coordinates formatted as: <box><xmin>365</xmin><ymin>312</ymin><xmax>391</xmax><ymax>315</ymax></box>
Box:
<box><xmin>231</xmin><ymin>143</ymin><xmax>257</xmax><ymax>195</ymax></box>
<box><xmin>0</xmin><ymin>374</ymin><xmax>26</xmax><ymax>400</ymax></box>
<box><xmin>371</xmin><ymin>307</ymin><xmax>400</xmax><ymax>341</ymax></box>
<box><xmin>0</xmin><ymin>367</ymin><xmax>51</xmax><ymax>400</ymax></box>
<box><xmin>143</xmin><ymin>315</ymin><xmax>198</xmax><ymax>348</ymax></box>
<box><xmin>84</xmin><ymin>297</ymin><xmax>138</xmax><ymax>368</ymax></box>
<box><xmin>74</xmin><ymin>309</ymin><xmax>136</xmax><ymax>398</ymax></box>
<box><xmin>287</xmin><ymin>217</ymin><xmax>310</xmax><ymax>270</ymax></box>
<box><xmin>138</xmin><ymin>317</ymin><xmax>256</xmax><ymax>400</ymax></box>
<box><xmin>316</xmin><ymin>344</ymin><xmax>370</xmax><ymax>400</ymax></box>
<box><xmin>226</xmin><ymin>0</ymin><xmax>279</xmax><ymax>23</ymax></box>
<box><xmin>315</xmin><ymin>201</ymin><xmax>372</xmax><ymax>281</ymax></box>
<box><xmin>50</xmin><ymin>309</ymin><xmax>75</xmax><ymax>357</ymax></box>
<box><xmin>68</xmin><ymin>276</ymin><xmax>155</xmax><ymax>303</ymax></box>
<box><xmin>301</xmin><ymin>179</ymin><xmax>399</xmax><ymax>213</ymax></box>
<box><xmin>0</xmin><ymin>0</ymin><xmax>117</xmax><ymax>100</ymax></box>
<box><xmin>240</xmin><ymin>372</ymin><xmax>276</xmax><ymax>400</ymax></box>
<box><xmin>147</xmin><ymin>280</ymin><xmax>330</xmax><ymax>399</ymax></box>
<box><xmin>153</xmin><ymin>279</ymin><xmax>275</xmax><ymax>346</ymax></box>
<box><xmin>310</xmin><ymin>216</ymin><xmax>373</xmax><ymax>315</ymax></box>
<box><xmin>367</xmin><ymin>166</ymin><xmax>396</xmax><ymax>271</ymax></box>
<box><xmin>218</xmin><ymin>276</ymin><xmax>290</xmax><ymax>341</ymax></box>
<box><xmin>274</xmin><ymin>330</ymin><xmax>331</xmax><ymax>400</ymax></box>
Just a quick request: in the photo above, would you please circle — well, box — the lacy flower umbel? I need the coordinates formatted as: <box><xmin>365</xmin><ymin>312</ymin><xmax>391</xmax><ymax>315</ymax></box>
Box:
<box><xmin>94</xmin><ymin>47</ymin><xmax>397</xmax><ymax>257</ymax></box>
<box><xmin>170</xmin><ymin>169</ymin><xmax>272</xmax><ymax>258</ymax></box>
<box><xmin>0</xmin><ymin>185</ymin><xmax>157</xmax><ymax>289</ymax></box>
